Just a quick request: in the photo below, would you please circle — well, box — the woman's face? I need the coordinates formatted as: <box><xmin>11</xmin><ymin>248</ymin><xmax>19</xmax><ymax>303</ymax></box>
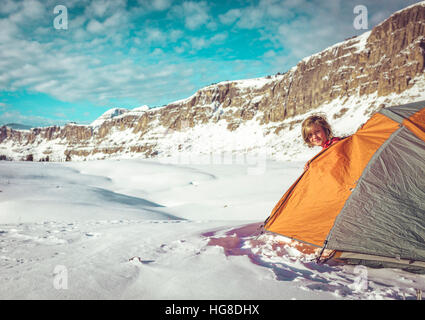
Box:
<box><xmin>307</xmin><ymin>124</ymin><xmax>327</xmax><ymax>147</ymax></box>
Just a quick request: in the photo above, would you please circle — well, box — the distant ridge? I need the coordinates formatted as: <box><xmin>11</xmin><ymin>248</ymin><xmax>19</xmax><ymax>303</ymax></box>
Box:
<box><xmin>3</xmin><ymin>123</ymin><xmax>33</xmax><ymax>130</ymax></box>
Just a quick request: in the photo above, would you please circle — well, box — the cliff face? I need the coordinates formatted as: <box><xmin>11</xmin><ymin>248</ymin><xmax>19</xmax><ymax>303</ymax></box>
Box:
<box><xmin>1</xmin><ymin>3</ymin><xmax>425</xmax><ymax>162</ymax></box>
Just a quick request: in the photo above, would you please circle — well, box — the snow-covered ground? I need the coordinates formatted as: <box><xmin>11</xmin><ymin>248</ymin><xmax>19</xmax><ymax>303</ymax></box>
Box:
<box><xmin>1</xmin><ymin>158</ymin><xmax>424</xmax><ymax>300</ymax></box>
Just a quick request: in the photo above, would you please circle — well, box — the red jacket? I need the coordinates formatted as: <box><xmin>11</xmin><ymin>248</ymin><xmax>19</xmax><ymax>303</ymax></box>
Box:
<box><xmin>321</xmin><ymin>137</ymin><xmax>341</xmax><ymax>149</ymax></box>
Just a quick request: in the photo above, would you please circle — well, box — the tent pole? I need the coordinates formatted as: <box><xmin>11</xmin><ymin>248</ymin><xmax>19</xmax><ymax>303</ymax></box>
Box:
<box><xmin>316</xmin><ymin>240</ymin><xmax>328</xmax><ymax>263</ymax></box>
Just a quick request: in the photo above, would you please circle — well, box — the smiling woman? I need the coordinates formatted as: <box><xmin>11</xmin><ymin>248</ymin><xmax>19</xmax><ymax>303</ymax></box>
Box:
<box><xmin>301</xmin><ymin>115</ymin><xmax>336</xmax><ymax>148</ymax></box>
<box><xmin>301</xmin><ymin>114</ymin><xmax>342</xmax><ymax>171</ymax></box>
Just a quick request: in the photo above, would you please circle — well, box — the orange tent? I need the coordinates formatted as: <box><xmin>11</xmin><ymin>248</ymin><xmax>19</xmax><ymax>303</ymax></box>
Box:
<box><xmin>264</xmin><ymin>101</ymin><xmax>425</xmax><ymax>271</ymax></box>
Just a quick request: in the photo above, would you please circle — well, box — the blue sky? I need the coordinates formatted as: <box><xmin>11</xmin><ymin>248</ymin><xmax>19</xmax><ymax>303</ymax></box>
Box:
<box><xmin>0</xmin><ymin>0</ymin><xmax>422</xmax><ymax>127</ymax></box>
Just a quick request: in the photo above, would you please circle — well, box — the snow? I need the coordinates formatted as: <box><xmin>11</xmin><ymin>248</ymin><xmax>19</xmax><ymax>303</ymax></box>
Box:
<box><xmin>132</xmin><ymin>105</ymin><xmax>149</xmax><ymax>112</ymax></box>
<box><xmin>1</xmin><ymin>159</ymin><xmax>424</xmax><ymax>300</ymax></box>
<box><xmin>350</xmin><ymin>30</ymin><xmax>371</xmax><ymax>54</ymax></box>
<box><xmin>90</xmin><ymin>108</ymin><xmax>130</xmax><ymax>128</ymax></box>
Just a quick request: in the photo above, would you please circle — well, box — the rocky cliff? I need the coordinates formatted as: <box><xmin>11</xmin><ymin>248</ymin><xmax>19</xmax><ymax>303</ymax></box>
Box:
<box><xmin>1</xmin><ymin>2</ymin><xmax>425</xmax><ymax>162</ymax></box>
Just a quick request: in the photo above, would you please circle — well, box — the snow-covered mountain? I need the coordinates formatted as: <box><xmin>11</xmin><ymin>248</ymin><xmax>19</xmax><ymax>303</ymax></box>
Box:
<box><xmin>1</xmin><ymin>2</ymin><xmax>425</xmax><ymax>162</ymax></box>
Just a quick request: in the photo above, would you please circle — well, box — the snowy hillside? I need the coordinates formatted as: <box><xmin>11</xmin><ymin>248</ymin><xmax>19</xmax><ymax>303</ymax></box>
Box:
<box><xmin>1</xmin><ymin>159</ymin><xmax>424</xmax><ymax>299</ymax></box>
<box><xmin>2</xmin><ymin>74</ymin><xmax>425</xmax><ymax>163</ymax></box>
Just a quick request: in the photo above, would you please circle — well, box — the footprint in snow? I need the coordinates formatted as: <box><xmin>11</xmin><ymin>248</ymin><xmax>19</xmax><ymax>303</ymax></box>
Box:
<box><xmin>128</xmin><ymin>256</ymin><xmax>155</xmax><ymax>265</ymax></box>
<box><xmin>85</xmin><ymin>232</ymin><xmax>101</xmax><ymax>238</ymax></box>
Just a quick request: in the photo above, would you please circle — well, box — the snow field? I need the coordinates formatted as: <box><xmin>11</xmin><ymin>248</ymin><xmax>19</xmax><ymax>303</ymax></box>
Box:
<box><xmin>1</xmin><ymin>159</ymin><xmax>425</xmax><ymax>300</ymax></box>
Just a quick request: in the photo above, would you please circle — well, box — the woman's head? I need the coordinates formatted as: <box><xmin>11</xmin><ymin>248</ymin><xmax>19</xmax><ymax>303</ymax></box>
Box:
<box><xmin>301</xmin><ymin>115</ymin><xmax>333</xmax><ymax>147</ymax></box>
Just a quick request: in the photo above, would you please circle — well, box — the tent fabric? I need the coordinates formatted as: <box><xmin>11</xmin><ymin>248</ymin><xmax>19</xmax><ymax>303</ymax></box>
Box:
<box><xmin>264</xmin><ymin>101</ymin><xmax>425</xmax><ymax>265</ymax></box>
<box><xmin>403</xmin><ymin>106</ymin><xmax>425</xmax><ymax>142</ymax></box>
<box><xmin>326</xmin><ymin>126</ymin><xmax>425</xmax><ymax>261</ymax></box>
<box><xmin>380</xmin><ymin>100</ymin><xmax>425</xmax><ymax>124</ymax></box>
<box><xmin>334</xmin><ymin>252</ymin><xmax>425</xmax><ymax>274</ymax></box>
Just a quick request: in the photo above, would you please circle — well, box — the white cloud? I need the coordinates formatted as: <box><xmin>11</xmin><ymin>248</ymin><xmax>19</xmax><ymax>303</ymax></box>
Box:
<box><xmin>69</xmin><ymin>15</ymin><xmax>87</xmax><ymax>29</ymax></box>
<box><xmin>104</xmin><ymin>12</ymin><xmax>124</xmax><ymax>28</ymax></box>
<box><xmin>86</xmin><ymin>19</ymin><xmax>104</xmax><ymax>33</ymax></box>
<box><xmin>87</xmin><ymin>0</ymin><xmax>110</xmax><ymax>18</ymax></box>
<box><xmin>184</xmin><ymin>3</ymin><xmax>210</xmax><ymax>30</ymax></box>
<box><xmin>86</xmin><ymin>9</ymin><xmax>128</xmax><ymax>35</ymax></box>
<box><xmin>206</xmin><ymin>21</ymin><xmax>218</xmax><ymax>31</ymax></box>
<box><xmin>151</xmin><ymin>0</ymin><xmax>173</xmax><ymax>11</ymax></box>
<box><xmin>144</xmin><ymin>27</ymin><xmax>167</xmax><ymax>45</ymax></box>
<box><xmin>217</xmin><ymin>0</ymin><xmax>363</xmax><ymax>71</ymax></box>
<box><xmin>187</xmin><ymin>32</ymin><xmax>228</xmax><ymax>52</ymax></box>
<box><xmin>173</xmin><ymin>45</ymin><xmax>185</xmax><ymax>54</ymax></box>
<box><xmin>151</xmin><ymin>48</ymin><xmax>164</xmax><ymax>56</ymax></box>
<box><xmin>263</xmin><ymin>50</ymin><xmax>276</xmax><ymax>58</ymax></box>
<box><xmin>8</xmin><ymin>0</ymin><xmax>45</xmax><ymax>24</ymax></box>
<box><xmin>189</xmin><ymin>37</ymin><xmax>207</xmax><ymax>50</ymax></box>
<box><xmin>0</xmin><ymin>18</ymin><xmax>20</xmax><ymax>42</ymax></box>
<box><xmin>0</xmin><ymin>29</ymin><xmax>226</xmax><ymax>109</ymax></box>
<box><xmin>0</xmin><ymin>0</ymin><xmax>20</xmax><ymax>14</ymax></box>
<box><xmin>218</xmin><ymin>9</ymin><xmax>242</xmax><ymax>25</ymax></box>
<box><xmin>170</xmin><ymin>1</ymin><xmax>212</xmax><ymax>30</ymax></box>
<box><xmin>210</xmin><ymin>32</ymin><xmax>228</xmax><ymax>43</ymax></box>
<box><xmin>236</xmin><ymin>7</ymin><xmax>264</xmax><ymax>29</ymax></box>
<box><xmin>169</xmin><ymin>29</ymin><xmax>183</xmax><ymax>42</ymax></box>
<box><xmin>84</xmin><ymin>0</ymin><xmax>127</xmax><ymax>18</ymax></box>
<box><xmin>77</xmin><ymin>0</ymin><xmax>130</xmax><ymax>41</ymax></box>
<box><xmin>137</xmin><ymin>0</ymin><xmax>173</xmax><ymax>11</ymax></box>
<box><xmin>139</xmin><ymin>27</ymin><xmax>183</xmax><ymax>47</ymax></box>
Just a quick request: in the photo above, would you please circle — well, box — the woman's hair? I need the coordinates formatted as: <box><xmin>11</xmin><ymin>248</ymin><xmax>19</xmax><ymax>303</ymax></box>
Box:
<box><xmin>301</xmin><ymin>114</ymin><xmax>333</xmax><ymax>147</ymax></box>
